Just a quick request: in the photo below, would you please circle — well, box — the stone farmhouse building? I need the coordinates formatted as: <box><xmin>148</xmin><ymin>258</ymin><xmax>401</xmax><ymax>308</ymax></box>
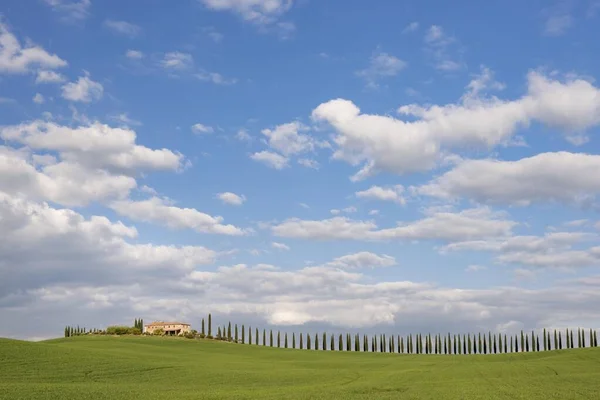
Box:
<box><xmin>143</xmin><ymin>321</ymin><xmax>191</xmax><ymax>336</ymax></box>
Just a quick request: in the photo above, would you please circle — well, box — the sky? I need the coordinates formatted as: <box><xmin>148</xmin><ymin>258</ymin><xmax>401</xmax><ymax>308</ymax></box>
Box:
<box><xmin>1</xmin><ymin>0</ymin><xmax>600</xmax><ymax>341</ymax></box>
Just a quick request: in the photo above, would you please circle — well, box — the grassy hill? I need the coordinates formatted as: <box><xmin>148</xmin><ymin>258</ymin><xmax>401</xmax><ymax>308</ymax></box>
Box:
<box><xmin>1</xmin><ymin>336</ymin><xmax>599</xmax><ymax>399</ymax></box>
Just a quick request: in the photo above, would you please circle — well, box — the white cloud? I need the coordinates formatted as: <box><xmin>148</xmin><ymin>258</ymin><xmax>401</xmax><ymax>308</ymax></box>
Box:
<box><xmin>417</xmin><ymin>152</ymin><xmax>600</xmax><ymax>206</ymax></box>
<box><xmin>323</xmin><ymin>252</ymin><xmax>396</xmax><ymax>269</ymax></box>
<box><xmin>250</xmin><ymin>151</ymin><xmax>289</xmax><ymax>169</ymax></box>
<box><xmin>195</xmin><ymin>69</ymin><xmax>237</xmax><ymax>85</ymax></box>
<box><xmin>273</xmin><ymin>207</ymin><xmax>515</xmax><ymax>242</ymax></box>
<box><xmin>161</xmin><ymin>52</ymin><xmax>194</xmax><ymax>70</ymax></box>
<box><xmin>103</xmin><ymin>20</ymin><xmax>142</xmax><ymax>37</ymax></box>
<box><xmin>402</xmin><ymin>22</ymin><xmax>419</xmax><ymax>34</ymax></box>
<box><xmin>368</xmin><ymin>209</ymin><xmax>379</xmax><ymax>216</ymax></box>
<box><xmin>109</xmin><ymin>113</ymin><xmax>142</xmax><ymax>127</ymax></box>
<box><xmin>236</xmin><ymin>129</ymin><xmax>252</xmax><ymax>142</ymax></box>
<box><xmin>32</xmin><ymin>93</ymin><xmax>45</xmax><ymax>104</ymax></box>
<box><xmin>42</xmin><ymin>0</ymin><xmax>91</xmax><ymax>21</ymax></box>
<box><xmin>311</xmin><ymin>70</ymin><xmax>600</xmax><ymax>180</ymax></box>
<box><xmin>191</xmin><ymin>123</ymin><xmax>214</xmax><ymax>134</ymax></box>
<box><xmin>61</xmin><ymin>73</ymin><xmax>103</xmax><ymax>103</ymax></box>
<box><xmin>216</xmin><ymin>192</ymin><xmax>246</xmax><ymax>206</ymax></box>
<box><xmin>297</xmin><ymin>158</ymin><xmax>319</xmax><ymax>169</ymax></box>
<box><xmin>36</xmin><ymin>70</ymin><xmax>66</xmax><ymax>84</ymax></box>
<box><xmin>444</xmin><ymin>232</ymin><xmax>600</xmax><ymax>269</ymax></box>
<box><xmin>125</xmin><ymin>49</ymin><xmax>144</xmax><ymax>59</ymax></box>
<box><xmin>203</xmin><ymin>26</ymin><xmax>224</xmax><ymax>42</ymax></box>
<box><xmin>1</xmin><ymin>120</ymin><xmax>185</xmax><ymax>174</ymax></box>
<box><xmin>356</xmin><ymin>185</ymin><xmax>405</xmax><ymax>205</ymax></box>
<box><xmin>330</xmin><ymin>206</ymin><xmax>357</xmax><ymax>215</ymax></box>
<box><xmin>199</xmin><ymin>0</ymin><xmax>294</xmax><ymax>25</ymax></box>
<box><xmin>466</xmin><ymin>265</ymin><xmax>487</xmax><ymax>272</ymax></box>
<box><xmin>564</xmin><ymin>219</ymin><xmax>589</xmax><ymax>227</ymax></box>
<box><xmin>423</xmin><ymin>25</ymin><xmax>463</xmax><ymax>71</ymax></box>
<box><xmin>110</xmin><ymin>197</ymin><xmax>245</xmax><ymax>235</ymax></box>
<box><xmin>271</xmin><ymin>241</ymin><xmax>290</xmax><ymax>251</ymax></box>
<box><xmin>0</xmin><ymin>22</ymin><xmax>67</xmax><ymax>74</ymax></box>
<box><xmin>356</xmin><ymin>50</ymin><xmax>407</xmax><ymax>88</ymax></box>
<box><xmin>260</xmin><ymin>121</ymin><xmax>318</xmax><ymax>156</ymax></box>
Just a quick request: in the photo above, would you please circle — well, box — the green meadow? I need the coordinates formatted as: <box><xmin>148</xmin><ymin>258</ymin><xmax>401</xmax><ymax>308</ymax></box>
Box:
<box><xmin>1</xmin><ymin>335</ymin><xmax>599</xmax><ymax>399</ymax></box>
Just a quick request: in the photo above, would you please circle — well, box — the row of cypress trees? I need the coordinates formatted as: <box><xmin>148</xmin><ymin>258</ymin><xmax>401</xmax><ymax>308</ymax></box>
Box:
<box><xmin>199</xmin><ymin>314</ymin><xmax>599</xmax><ymax>355</ymax></box>
<box><xmin>65</xmin><ymin>319</ymin><xmax>144</xmax><ymax>337</ymax></box>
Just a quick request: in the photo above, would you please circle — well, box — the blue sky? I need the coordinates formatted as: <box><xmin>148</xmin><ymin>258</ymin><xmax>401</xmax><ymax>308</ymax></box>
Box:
<box><xmin>2</xmin><ymin>0</ymin><xmax>600</xmax><ymax>340</ymax></box>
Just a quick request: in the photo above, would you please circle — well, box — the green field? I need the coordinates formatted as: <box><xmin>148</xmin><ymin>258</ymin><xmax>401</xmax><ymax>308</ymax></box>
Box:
<box><xmin>1</xmin><ymin>336</ymin><xmax>599</xmax><ymax>399</ymax></box>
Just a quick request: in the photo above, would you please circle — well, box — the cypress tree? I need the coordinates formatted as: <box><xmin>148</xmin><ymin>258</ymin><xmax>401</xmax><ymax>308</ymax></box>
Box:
<box><xmin>543</xmin><ymin>328</ymin><xmax>547</xmax><ymax>351</ymax></box>
<box><xmin>339</xmin><ymin>334</ymin><xmax>343</xmax><ymax>351</ymax></box>
<box><xmin>299</xmin><ymin>333</ymin><xmax>303</xmax><ymax>349</ymax></box>
<box><xmin>581</xmin><ymin>328</ymin><xmax>585</xmax><ymax>348</ymax></box>
<box><xmin>285</xmin><ymin>332</ymin><xmax>288</xmax><ymax>348</ymax></box>
<box><xmin>331</xmin><ymin>334</ymin><xmax>335</xmax><ymax>351</ymax></box>
<box><xmin>307</xmin><ymin>333</ymin><xmax>311</xmax><ymax>350</ymax></box>
<box><xmin>558</xmin><ymin>331</ymin><xmax>562</xmax><ymax>349</ymax></box>
<box><xmin>525</xmin><ymin>333</ymin><xmax>530</xmax><ymax>352</ymax></box>
<box><xmin>277</xmin><ymin>331</ymin><xmax>280</xmax><ymax>348</ymax></box>
<box><xmin>235</xmin><ymin>324</ymin><xmax>238</xmax><ymax>343</ymax></box>
<box><xmin>315</xmin><ymin>333</ymin><xmax>319</xmax><ymax>350</ymax></box>
<box><xmin>504</xmin><ymin>334</ymin><xmax>508</xmax><ymax>353</ymax></box>
<box><xmin>497</xmin><ymin>334</ymin><xmax>502</xmax><ymax>354</ymax></box>
<box><xmin>463</xmin><ymin>334</ymin><xmax>467</xmax><ymax>355</ymax></box>
<box><xmin>567</xmin><ymin>329</ymin><xmax>571</xmax><ymax>348</ymax></box>
<box><xmin>263</xmin><ymin>329</ymin><xmax>266</xmax><ymax>346</ymax></box>
<box><xmin>208</xmin><ymin>314</ymin><xmax>212</xmax><ymax>338</ymax></box>
<box><xmin>249</xmin><ymin>326</ymin><xmax>252</xmax><ymax>345</ymax></box>
<box><xmin>381</xmin><ymin>334</ymin><xmax>385</xmax><ymax>353</ymax></box>
<box><xmin>323</xmin><ymin>332</ymin><xmax>327</xmax><ymax>350</ymax></box>
<box><xmin>356</xmin><ymin>334</ymin><xmax>360</xmax><ymax>352</ymax></box>
<box><xmin>270</xmin><ymin>330</ymin><xmax>273</xmax><ymax>347</ymax></box>
<box><xmin>520</xmin><ymin>331</ymin><xmax>525</xmax><ymax>352</ymax></box>
<box><xmin>483</xmin><ymin>334</ymin><xmax>487</xmax><ymax>354</ymax></box>
<box><xmin>372</xmin><ymin>335</ymin><xmax>376</xmax><ymax>353</ymax></box>
<box><xmin>536</xmin><ymin>335</ymin><xmax>540</xmax><ymax>352</ymax></box>
<box><xmin>227</xmin><ymin>322</ymin><xmax>231</xmax><ymax>341</ymax></box>
<box><xmin>553</xmin><ymin>330</ymin><xmax>557</xmax><ymax>350</ymax></box>
<box><xmin>348</xmin><ymin>334</ymin><xmax>352</xmax><ymax>352</ymax></box>
<box><xmin>399</xmin><ymin>336</ymin><xmax>403</xmax><ymax>354</ymax></box>
<box><xmin>201</xmin><ymin>319</ymin><xmax>205</xmax><ymax>336</ymax></box>
<box><xmin>531</xmin><ymin>331</ymin><xmax>535</xmax><ymax>351</ymax></box>
<box><xmin>241</xmin><ymin>325</ymin><xmax>245</xmax><ymax>344</ymax></box>
<box><xmin>364</xmin><ymin>334</ymin><xmax>368</xmax><ymax>352</ymax></box>
<box><xmin>570</xmin><ymin>330</ymin><xmax>574</xmax><ymax>349</ymax></box>
<box><xmin>493</xmin><ymin>334</ymin><xmax>497</xmax><ymax>354</ymax></box>
<box><xmin>473</xmin><ymin>334</ymin><xmax>478</xmax><ymax>354</ymax></box>
<box><xmin>466</xmin><ymin>334</ymin><xmax>471</xmax><ymax>354</ymax></box>
<box><xmin>478</xmin><ymin>333</ymin><xmax>482</xmax><ymax>354</ymax></box>
<box><xmin>590</xmin><ymin>329</ymin><xmax>593</xmax><ymax>348</ymax></box>
<box><xmin>255</xmin><ymin>328</ymin><xmax>259</xmax><ymax>345</ymax></box>
<box><xmin>510</xmin><ymin>336</ymin><xmax>514</xmax><ymax>353</ymax></box>
<box><xmin>217</xmin><ymin>327</ymin><xmax>222</xmax><ymax>340</ymax></box>
<box><xmin>594</xmin><ymin>330</ymin><xmax>598</xmax><ymax>347</ymax></box>
<box><xmin>453</xmin><ymin>335</ymin><xmax>457</xmax><ymax>355</ymax></box>
<box><xmin>444</xmin><ymin>334</ymin><xmax>448</xmax><ymax>354</ymax></box>
<box><xmin>292</xmin><ymin>332</ymin><xmax>296</xmax><ymax>349</ymax></box>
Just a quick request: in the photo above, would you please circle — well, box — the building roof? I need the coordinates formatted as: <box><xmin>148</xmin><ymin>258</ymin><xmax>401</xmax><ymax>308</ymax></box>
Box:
<box><xmin>144</xmin><ymin>321</ymin><xmax>190</xmax><ymax>327</ymax></box>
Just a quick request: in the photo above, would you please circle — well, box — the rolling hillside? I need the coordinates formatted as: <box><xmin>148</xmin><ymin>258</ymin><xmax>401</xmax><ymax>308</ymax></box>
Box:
<box><xmin>1</xmin><ymin>336</ymin><xmax>599</xmax><ymax>399</ymax></box>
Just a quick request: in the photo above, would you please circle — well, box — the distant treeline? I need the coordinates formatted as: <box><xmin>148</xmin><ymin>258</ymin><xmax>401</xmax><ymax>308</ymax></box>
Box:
<box><xmin>65</xmin><ymin>314</ymin><xmax>599</xmax><ymax>355</ymax></box>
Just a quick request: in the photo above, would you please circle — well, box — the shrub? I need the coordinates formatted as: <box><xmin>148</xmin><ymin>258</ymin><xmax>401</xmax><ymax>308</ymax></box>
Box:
<box><xmin>198</xmin><ymin>333</ymin><xmax>206</xmax><ymax>339</ymax></box>
<box><xmin>153</xmin><ymin>328</ymin><xmax>164</xmax><ymax>336</ymax></box>
<box><xmin>184</xmin><ymin>332</ymin><xmax>195</xmax><ymax>339</ymax></box>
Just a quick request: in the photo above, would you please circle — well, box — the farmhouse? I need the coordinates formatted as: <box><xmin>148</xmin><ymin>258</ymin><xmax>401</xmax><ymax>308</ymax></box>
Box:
<box><xmin>144</xmin><ymin>321</ymin><xmax>191</xmax><ymax>336</ymax></box>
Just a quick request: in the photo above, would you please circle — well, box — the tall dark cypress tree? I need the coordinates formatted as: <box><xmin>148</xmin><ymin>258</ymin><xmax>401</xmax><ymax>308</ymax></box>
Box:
<box><xmin>284</xmin><ymin>332</ymin><xmax>288</xmax><ymax>348</ymax></box>
<box><xmin>348</xmin><ymin>334</ymin><xmax>352</xmax><ymax>352</ymax></box>
<box><xmin>483</xmin><ymin>334</ymin><xmax>487</xmax><ymax>355</ymax></box>
<box><xmin>520</xmin><ymin>331</ymin><xmax>525</xmax><ymax>352</ymax></box>
<box><xmin>364</xmin><ymin>334</ymin><xmax>368</xmax><ymax>352</ymax></box>
<box><xmin>249</xmin><ymin>326</ymin><xmax>252</xmax><ymax>345</ymax></box>
<box><xmin>270</xmin><ymin>330</ymin><xmax>273</xmax><ymax>347</ymax></box>
<box><xmin>558</xmin><ymin>331</ymin><xmax>562</xmax><ymax>349</ymax></box>
<box><xmin>263</xmin><ymin>329</ymin><xmax>266</xmax><ymax>346</ymax></box>
<box><xmin>553</xmin><ymin>329</ymin><xmax>557</xmax><ymax>351</ymax></box>
<box><xmin>217</xmin><ymin>327</ymin><xmax>222</xmax><ymax>340</ymax></box>
<box><xmin>277</xmin><ymin>331</ymin><xmax>281</xmax><ymax>348</ymax></box>
<box><xmin>331</xmin><ymin>334</ymin><xmax>335</xmax><ymax>351</ymax></box>
<box><xmin>292</xmin><ymin>332</ymin><xmax>296</xmax><ymax>349</ymax></box>
<box><xmin>479</xmin><ymin>333</ymin><xmax>483</xmax><ymax>355</ymax></box>
<box><xmin>227</xmin><ymin>322</ymin><xmax>231</xmax><ymax>342</ymax></box>
<box><xmin>543</xmin><ymin>328</ymin><xmax>547</xmax><ymax>351</ymax></box>
<box><xmin>510</xmin><ymin>335</ymin><xmax>514</xmax><ymax>353</ymax></box>
<box><xmin>567</xmin><ymin>328</ymin><xmax>571</xmax><ymax>348</ymax></box>
<box><xmin>299</xmin><ymin>333</ymin><xmax>303</xmax><ymax>349</ymax></box>
<box><xmin>463</xmin><ymin>334</ymin><xmax>467</xmax><ymax>355</ymax></box>
<box><xmin>339</xmin><ymin>334</ymin><xmax>343</xmax><ymax>351</ymax></box>
<box><xmin>594</xmin><ymin>330</ymin><xmax>598</xmax><ymax>347</ymax></box>
<box><xmin>581</xmin><ymin>328</ymin><xmax>585</xmax><ymax>348</ymax></box>
<box><xmin>372</xmin><ymin>335</ymin><xmax>376</xmax><ymax>353</ymax></box>
<box><xmin>453</xmin><ymin>335</ymin><xmax>457</xmax><ymax>355</ymax></box>
<box><xmin>493</xmin><ymin>334</ymin><xmax>497</xmax><ymax>354</ymax></box>
<box><xmin>570</xmin><ymin>330</ymin><xmax>574</xmax><ymax>349</ymax></box>
<box><xmin>589</xmin><ymin>329</ymin><xmax>593</xmax><ymax>348</ymax></box>
<box><xmin>201</xmin><ymin>319</ymin><xmax>205</xmax><ymax>336</ymax></box>
<box><xmin>241</xmin><ymin>325</ymin><xmax>245</xmax><ymax>344</ymax></box>
<box><xmin>208</xmin><ymin>314</ymin><xmax>212</xmax><ymax>338</ymax></box>
<box><xmin>307</xmin><ymin>333</ymin><xmax>311</xmax><ymax>350</ymax></box>
<box><xmin>315</xmin><ymin>333</ymin><xmax>319</xmax><ymax>350</ymax></box>
<box><xmin>255</xmin><ymin>328</ymin><xmax>259</xmax><ymax>345</ymax></box>
<box><xmin>356</xmin><ymin>334</ymin><xmax>360</xmax><ymax>352</ymax></box>
<box><xmin>498</xmin><ymin>334</ymin><xmax>502</xmax><ymax>354</ymax></box>
<box><xmin>323</xmin><ymin>332</ymin><xmax>327</xmax><ymax>350</ymax></box>
<box><xmin>235</xmin><ymin>324</ymin><xmax>238</xmax><ymax>343</ymax></box>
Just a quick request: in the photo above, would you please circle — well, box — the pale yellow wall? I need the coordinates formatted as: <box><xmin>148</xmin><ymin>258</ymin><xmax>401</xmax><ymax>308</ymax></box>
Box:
<box><xmin>143</xmin><ymin>323</ymin><xmax>191</xmax><ymax>334</ymax></box>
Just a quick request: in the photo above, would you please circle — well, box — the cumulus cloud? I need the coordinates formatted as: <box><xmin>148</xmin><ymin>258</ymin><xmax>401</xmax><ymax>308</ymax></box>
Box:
<box><xmin>191</xmin><ymin>123</ymin><xmax>214</xmax><ymax>134</ymax></box>
<box><xmin>216</xmin><ymin>192</ymin><xmax>246</xmax><ymax>206</ymax></box>
<box><xmin>356</xmin><ymin>185</ymin><xmax>406</xmax><ymax>205</ymax></box>
<box><xmin>161</xmin><ymin>52</ymin><xmax>194</xmax><ymax>70</ymax></box>
<box><xmin>323</xmin><ymin>252</ymin><xmax>396</xmax><ymax>269</ymax></box>
<box><xmin>417</xmin><ymin>152</ymin><xmax>600</xmax><ymax>206</ymax></box>
<box><xmin>103</xmin><ymin>20</ymin><xmax>142</xmax><ymax>37</ymax></box>
<box><xmin>32</xmin><ymin>93</ymin><xmax>45</xmax><ymax>104</ymax></box>
<box><xmin>42</xmin><ymin>0</ymin><xmax>91</xmax><ymax>21</ymax></box>
<box><xmin>260</xmin><ymin>121</ymin><xmax>318</xmax><ymax>156</ymax></box>
<box><xmin>0</xmin><ymin>22</ymin><xmax>67</xmax><ymax>74</ymax></box>
<box><xmin>272</xmin><ymin>207</ymin><xmax>515</xmax><ymax>242</ymax></box>
<box><xmin>311</xmin><ymin>69</ymin><xmax>600</xmax><ymax>180</ymax></box>
<box><xmin>61</xmin><ymin>73</ymin><xmax>104</xmax><ymax>102</ymax></box>
<box><xmin>355</xmin><ymin>50</ymin><xmax>407</xmax><ymax>88</ymax></box>
<box><xmin>444</xmin><ymin>232</ymin><xmax>600</xmax><ymax>269</ymax></box>
<box><xmin>125</xmin><ymin>49</ymin><xmax>144</xmax><ymax>59</ymax></box>
<box><xmin>250</xmin><ymin>150</ymin><xmax>289</xmax><ymax>169</ymax></box>
<box><xmin>110</xmin><ymin>197</ymin><xmax>245</xmax><ymax>235</ymax></box>
<box><xmin>35</xmin><ymin>70</ymin><xmax>66</xmax><ymax>84</ymax></box>
<box><xmin>271</xmin><ymin>241</ymin><xmax>290</xmax><ymax>251</ymax></box>
<box><xmin>199</xmin><ymin>0</ymin><xmax>294</xmax><ymax>25</ymax></box>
